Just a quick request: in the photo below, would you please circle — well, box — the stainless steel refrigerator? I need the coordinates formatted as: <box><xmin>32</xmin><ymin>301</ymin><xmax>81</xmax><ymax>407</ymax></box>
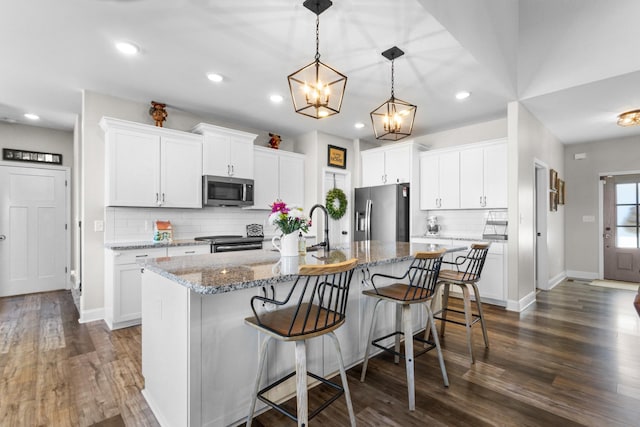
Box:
<box><xmin>354</xmin><ymin>183</ymin><xmax>410</xmax><ymax>242</ymax></box>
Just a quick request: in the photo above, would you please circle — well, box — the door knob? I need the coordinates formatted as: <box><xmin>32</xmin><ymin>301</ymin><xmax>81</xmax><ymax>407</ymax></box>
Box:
<box><xmin>0</xmin><ymin>235</ymin><xmax>5</xmax><ymax>241</ymax></box>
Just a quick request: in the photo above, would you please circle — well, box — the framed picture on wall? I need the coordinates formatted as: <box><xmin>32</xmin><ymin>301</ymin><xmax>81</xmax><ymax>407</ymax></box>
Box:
<box><xmin>550</xmin><ymin>191</ymin><xmax>558</xmax><ymax>211</ymax></box>
<box><xmin>550</xmin><ymin>169</ymin><xmax>558</xmax><ymax>191</ymax></box>
<box><xmin>558</xmin><ymin>179</ymin><xmax>565</xmax><ymax>204</ymax></box>
<box><xmin>327</xmin><ymin>145</ymin><xmax>347</xmax><ymax>169</ymax></box>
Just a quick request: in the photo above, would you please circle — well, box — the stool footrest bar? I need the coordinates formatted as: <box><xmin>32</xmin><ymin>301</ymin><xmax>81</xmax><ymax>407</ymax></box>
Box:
<box><xmin>371</xmin><ymin>331</ymin><xmax>437</xmax><ymax>359</ymax></box>
<box><xmin>257</xmin><ymin>370</ymin><xmax>345</xmax><ymax>423</ymax></box>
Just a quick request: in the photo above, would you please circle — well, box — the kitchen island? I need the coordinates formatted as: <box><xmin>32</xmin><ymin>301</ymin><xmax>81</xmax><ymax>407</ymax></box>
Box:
<box><xmin>140</xmin><ymin>240</ymin><xmax>466</xmax><ymax>427</ymax></box>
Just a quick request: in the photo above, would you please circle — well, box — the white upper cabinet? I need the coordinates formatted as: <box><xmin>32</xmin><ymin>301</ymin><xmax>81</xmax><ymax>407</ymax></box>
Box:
<box><xmin>460</xmin><ymin>141</ymin><xmax>507</xmax><ymax>209</ymax></box>
<box><xmin>361</xmin><ymin>144</ymin><xmax>413</xmax><ymax>187</ymax></box>
<box><xmin>251</xmin><ymin>147</ymin><xmax>305</xmax><ymax>210</ymax></box>
<box><xmin>419</xmin><ymin>150</ymin><xmax>460</xmax><ymax>210</ymax></box>
<box><xmin>101</xmin><ymin>117</ymin><xmax>202</xmax><ymax>208</ymax></box>
<box><xmin>192</xmin><ymin>123</ymin><xmax>257</xmax><ymax>179</ymax></box>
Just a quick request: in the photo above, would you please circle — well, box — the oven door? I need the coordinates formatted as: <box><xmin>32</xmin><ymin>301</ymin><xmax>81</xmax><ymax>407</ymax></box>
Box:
<box><xmin>203</xmin><ymin>176</ymin><xmax>254</xmax><ymax>207</ymax></box>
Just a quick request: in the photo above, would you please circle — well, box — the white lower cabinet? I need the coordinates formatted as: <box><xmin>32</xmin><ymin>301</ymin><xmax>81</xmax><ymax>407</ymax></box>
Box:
<box><xmin>105</xmin><ymin>245</ymin><xmax>210</xmax><ymax>330</ymax></box>
<box><xmin>410</xmin><ymin>238</ymin><xmax>507</xmax><ymax>306</ymax></box>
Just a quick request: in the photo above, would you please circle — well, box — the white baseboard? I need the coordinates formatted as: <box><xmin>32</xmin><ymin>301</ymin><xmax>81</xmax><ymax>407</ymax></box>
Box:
<box><xmin>566</xmin><ymin>270</ymin><xmax>598</xmax><ymax>281</ymax></box>
<box><xmin>546</xmin><ymin>272</ymin><xmax>567</xmax><ymax>290</ymax></box>
<box><xmin>78</xmin><ymin>307</ymin><xmax>104</xmax><ymax>324</ymax></box>
<box><xmin>506</xmin><ymin>290</ymin><xmax>536</xmax><ymax>312</ymax></box>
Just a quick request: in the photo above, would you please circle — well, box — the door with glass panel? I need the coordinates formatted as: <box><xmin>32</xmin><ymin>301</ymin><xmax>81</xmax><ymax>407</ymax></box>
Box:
<box><xmin>604</xmin><ymin>174</ymin><xmax>640</xmax><ymax>282</ymax></box>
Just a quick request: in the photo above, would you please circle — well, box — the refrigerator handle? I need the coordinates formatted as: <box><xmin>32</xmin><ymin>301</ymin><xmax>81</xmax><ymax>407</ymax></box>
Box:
<box><xmin>366</xmin><ymin>199</ymin><xmax>372</xmax><ymax>240</ymax></box>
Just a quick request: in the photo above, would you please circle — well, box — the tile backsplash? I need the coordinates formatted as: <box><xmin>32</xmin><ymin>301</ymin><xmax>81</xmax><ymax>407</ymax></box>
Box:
<box><xmin>417</xmin><ymin>209</ymin><xmax>507</xmax><ymax>239</ymax></box>
<box><xmin>105</xmin><ymin>207</ymin><xmax>276</xmax><ymax>242</ymax></box>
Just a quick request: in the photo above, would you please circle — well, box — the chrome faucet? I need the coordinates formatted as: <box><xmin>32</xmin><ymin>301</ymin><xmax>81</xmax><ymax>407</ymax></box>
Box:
<box><xmin>309</xmin><ymin>204</ymin><xmax>330</xmax><ymax>252</ymax></box>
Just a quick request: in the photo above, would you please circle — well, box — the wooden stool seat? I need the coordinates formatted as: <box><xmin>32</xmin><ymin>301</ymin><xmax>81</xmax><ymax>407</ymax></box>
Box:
<box><xmin>362</xmin><ymin>283</ymin><xmax>432</xmax><ymax>303</ymax></box>
<box><xmin>244</xmin><ymin>303</ymin><xmax>345</xmax><ymax>340</ymax></box>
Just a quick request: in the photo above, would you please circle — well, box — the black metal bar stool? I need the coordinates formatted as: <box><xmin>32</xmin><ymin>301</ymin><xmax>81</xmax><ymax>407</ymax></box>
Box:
<box><xmin>430</xmin><ymin>242</ymin><xmax>490</xmax><ymax>364</ymax></box>
<box><xmin>360</xmin><ymin>249</ymin><xmax>449</xmax><ymax>411</ymax></box>
<box><xmin>245</xmin><ymin>258</ymin><xmax>359</xmax><ymax>426</ymax></box>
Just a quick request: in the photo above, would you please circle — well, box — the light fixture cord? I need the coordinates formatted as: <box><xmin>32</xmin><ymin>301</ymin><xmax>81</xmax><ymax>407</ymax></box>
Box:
<box><xmin>315</xmin><ymin>15</ymin><xmax>320</xmax><ymax>61</ymax></box>
<box><xmin>390</xmin><ymin>58</ymin><xmax>395</xmax><ymax>99</ymax></box>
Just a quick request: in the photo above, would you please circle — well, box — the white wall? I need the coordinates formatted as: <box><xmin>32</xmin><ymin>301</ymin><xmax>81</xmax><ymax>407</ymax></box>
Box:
<box><xmin>0</xmin><ymin>122</ymin><xmax>73</xmax><ymax>167</ymax></box>
<box><xmin>508</xmin><ymin>102</ymin><xmax>565</xmax><ymax>308</ymax></box>
<box><xmin>564</xmin><ymin>135</ymin><xmax>640</xmax><ymax>277</ymax></box>
<box><xmin>412</xmin><ymin>118</ymin><xmax>507</xmax><ymax>150</ymax></box>
<box><xmin>295</xmin><ymin>130</ymin><xmax>354</xmax><ymax>245</ymax></box>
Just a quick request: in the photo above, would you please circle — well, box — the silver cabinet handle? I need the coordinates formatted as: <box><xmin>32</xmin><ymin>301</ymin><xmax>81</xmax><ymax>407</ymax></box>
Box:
<box><xmin>135</xmin><ymin>254</ymin><xmax>149</xmax><ymax>258</ymax></box>
<box><xmin>231</xmin><ymin>165</ymin><xmax>235</xmax><ymax>175</ymax></box>
<box><xmin>155</xmin><ymin>193</ymin><xmax>159</xmax><ymax>204</ymax></box>
<box><xmin>162</xmin><ymin>193</ymin><xmax>165</xmax><ymax>203</ymax></box>
<box><xmin>227</xmin><ymin>164</ymin><xmax>231</xmax><ymax>176</ymax></box>
<box><xmin>483</xmin><ymin>196</ymin><xmax>487</xmax><ymax>206</ymax></box>
<box><xmin>185</xmin><ymin>250</ymin><xmax>196</xmax><ymax>254</ymax></box>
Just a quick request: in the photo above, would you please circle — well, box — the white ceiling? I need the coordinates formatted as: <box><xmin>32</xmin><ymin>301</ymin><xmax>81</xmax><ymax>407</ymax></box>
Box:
<box><xmin>2</xmin><ymin>0</ymin><xmax>640</xmax><ymax>144</ymax></box>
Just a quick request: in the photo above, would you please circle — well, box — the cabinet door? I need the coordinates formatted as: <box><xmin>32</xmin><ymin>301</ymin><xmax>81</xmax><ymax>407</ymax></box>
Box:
<box><xmin>476</xmin><ymin>252</ymin><xmax>504</xmax><ymax>302</ymax></box>
<box><xmin>202</xmin><ymin>134</ymin><xmax>231</xmax><ymax>176</ymax></box>
<box><xmin>420</xmin><ymin>154</ymin><xmax>440</xmax><ymax>210</ymax></box>
<box><xmin>252</xmin><ymin>149</ymin><xmax>279</xmax><ymax>210</ymax></box>
<box><xmin>161</xmin><ymin>136</ymin><xmax>203</xmax><ymax>208</ymax></box>
<box><xmin>384</xmin><ymin>146</ymin><xmax>411</xmax><ymax>184</ymax></box>
<box><xmin>438</xmin><ymin>151</ymin><xmax>460</xmax><ymax>209</ymax></box>
<box><xmin>361</xmin><ymin>150</ymin><xmax>386</xmax><ymax>187</ymax></box>
<box><xmin>483</xmin><ymin>144</ymin><xmax>508</xmax><ymax>208</ymax></box>
<box><xmin>459</xmin><ymin>147</ymin><xmax>484</xmax><ymax>208</ymax></box>
<box><xmin>114</xmin><ymin>263</ymin><xmax>145</xmax><ymax>324</ymax></box>
<box><xmin>106</xmin><ymin>128</ymin><xmax>160</xmax><ymax>207</ymax></box>
<box><xmin>228</xmin><ymin>136</ymin><xmax>254</xmax><ymax>179</ymax></box>
<box><xmin>279</xmin><ymin>153</ymin><xmax>305</xmax><ymax>208</ymax></box>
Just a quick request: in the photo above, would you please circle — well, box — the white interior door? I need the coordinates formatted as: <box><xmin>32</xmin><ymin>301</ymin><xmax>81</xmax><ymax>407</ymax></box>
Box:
<box><xmin>0</xmin><ymin>165</ymin><xmax>68</xmax><ymax>297</ymax></box>
<box><xmin>323</xmin><ymin>169</ymin><xmax>351</xmax><ymax>248</ymax></box>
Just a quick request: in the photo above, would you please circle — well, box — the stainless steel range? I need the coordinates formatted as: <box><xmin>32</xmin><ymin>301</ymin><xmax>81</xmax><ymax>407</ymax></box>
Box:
<box><xmin>194</xmin><ymin>235</ymin><xmax>264</xmax><ymax>253</ymax></box>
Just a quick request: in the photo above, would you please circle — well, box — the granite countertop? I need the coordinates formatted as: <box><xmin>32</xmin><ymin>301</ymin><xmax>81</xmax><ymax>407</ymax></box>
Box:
<box><xmin>104</xmin><ymin>239</ymin><xmax>210</xmax><ymax>250</ymax></box>
<box><xmin>141</xmin><ymin>240</ymin><xmax>468</xmax><ymax>295</ymax></box>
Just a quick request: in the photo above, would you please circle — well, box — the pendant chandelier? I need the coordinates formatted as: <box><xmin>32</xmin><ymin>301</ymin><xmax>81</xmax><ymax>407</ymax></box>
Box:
<box><xmin>370</xmin><ymin>46</ymin><xmax>417</xmax><ymax>141</ymax></box>
<box><xmin>288</xmin><ymin>0</ymin><xmax>347</xmax><ymax>119</ymax></box>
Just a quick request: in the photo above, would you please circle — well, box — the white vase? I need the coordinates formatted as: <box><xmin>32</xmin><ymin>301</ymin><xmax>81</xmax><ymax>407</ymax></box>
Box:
<box><xmin>272</xmin><ymin>233</ymin><xmax>299</xmax><ymax>257</ymax></box>
<box><xmin>272</xmin><ymin>255</ymin><xmax>300</xmax><ymax>275</ymax></box>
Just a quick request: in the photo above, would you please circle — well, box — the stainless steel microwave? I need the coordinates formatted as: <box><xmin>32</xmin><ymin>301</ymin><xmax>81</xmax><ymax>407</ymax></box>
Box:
<box><xmin>202</xmin><ymin>175</ymin><xmax>254</xmax><ymax>207</ymax></box>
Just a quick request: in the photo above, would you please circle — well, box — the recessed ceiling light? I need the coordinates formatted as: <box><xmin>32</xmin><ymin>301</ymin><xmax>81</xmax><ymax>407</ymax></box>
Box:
<box><xmin>455</xmin><ymin>91</ymin><xmax>471</xmax><ymax>100</ymax></box>
<box><xmin>207</xmin><ymin>73</ymin><xmax>224</xmax><ymax>83</ymax></box>
<box><xmin>115</xmin><ymin>41</ymin><xmax>139</xmax><ymax>55</ymax></box>
<box><xmin>270</xmin><ymin>94</ymin><xmax>284</xmax><ymax>103</ymax></box>
<box><xmin>24</xmin><ymin>113</ymin><xmax>40</xmax><ymax>120</ymax></box>
<box><xmin>354</xmin><ymin>122</ymin><xmax>365</xmax><ymax>129</ymax></box>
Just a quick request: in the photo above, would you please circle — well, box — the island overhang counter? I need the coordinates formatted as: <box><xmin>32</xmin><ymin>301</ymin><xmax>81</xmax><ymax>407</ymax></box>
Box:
<box><xmin>140</xmin><ymin>241</ymin><xmax>466</xmax><ymax>427</ymax></box>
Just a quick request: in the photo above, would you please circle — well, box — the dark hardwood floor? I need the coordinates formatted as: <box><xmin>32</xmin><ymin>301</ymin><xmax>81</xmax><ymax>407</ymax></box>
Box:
<box><xmin>1</xmin><ymin>281</ymin><xmax>639</xmax><ymax>426</ymax></box>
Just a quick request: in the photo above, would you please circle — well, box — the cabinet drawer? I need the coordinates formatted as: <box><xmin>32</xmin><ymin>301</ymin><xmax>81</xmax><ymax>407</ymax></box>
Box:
<box><xmin>111</xmin><ymin>247</ymin><xmax>167</xmax><ymax>265</ymax></box>
<box><xmin>167</xmin><ymin>245</ymin><xmax>210</xmax><ymax>256</ymax></box>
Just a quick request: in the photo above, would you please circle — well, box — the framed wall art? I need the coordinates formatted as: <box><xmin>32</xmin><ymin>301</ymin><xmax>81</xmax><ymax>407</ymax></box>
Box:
<box><xmin>327</xmin><ymin>145</ymin><xmax>347</xmax><ymax>169</ymax></box>
<box><xmin>549</xmin><ymin>169</ymin><xmax>558</xmax><ymax>191</ymax></box>
<box><xmin>558</xmin><ymin>179</ymin><xmax>565</xmax><ymax>204</ymax></box>
<box><xmin>2</xmin><ymin>148</ymin><xmax>62</xmax><ymax>165</ymax></box>
<box><xmin>550</xmin><ymin>191</ymin><xmax>558</xmax><ymax>212</ymax></box>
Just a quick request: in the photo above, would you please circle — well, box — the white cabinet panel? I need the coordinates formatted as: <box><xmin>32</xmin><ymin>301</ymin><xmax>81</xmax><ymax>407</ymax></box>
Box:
<box><xmin>460</xmin><ymin>147</ymin><xmax>484</xmax><ymax>208</ymax></box>
<box><xmin>161</xmin><ymin>136</ymin><xmax>203</xmax><ymax>208</ymax></box>
<box><xmin>419</xmin><ymin>151</ymin><xmax>460</xmax><ymax>210</ymax></box>
<box><xmin>253</xmin><ymin>149</ymin><xmax>279</xmax><ymax>210</ymax></box>
<box><xmin>384</xmin><ymin>145</ymin><xmax>412</xmax><ymax>184</ymax></box>
<box><xmin>483</xmin><ymin>143</ymin><xmax>508</xmax><ymax>208</ymax></box>
<box><xmin>361</xmin><ymin>150</ymin><xmax>386</xmax><ymax>187</ymax></box>
<box><xmin>460</xmin><ymin>142</ymin><xmax>507</xmax><ymax>209</ymax></box>
<box><xmin>251</xmin><ymin>147</ymin><xmax>304</xmax><ymax>210</ymax></box>
<box><xmin>279</xmin><ymin>152</ymin><xmax>305</xmax><ymax>207</ymax></box>
<box><xmin>102</xmin><ymin>117</ymin><xmax>203</xmax><ymax>208</ymax></box>
<box><xmin>106</xmin><ymin>128</ymin><xmax>161</xmax><ymax>207</ymax></box>
<box><xmin>194</xmin><ymin>123</ymin><xmax>256</xmax><ymax>179</ymax></box>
